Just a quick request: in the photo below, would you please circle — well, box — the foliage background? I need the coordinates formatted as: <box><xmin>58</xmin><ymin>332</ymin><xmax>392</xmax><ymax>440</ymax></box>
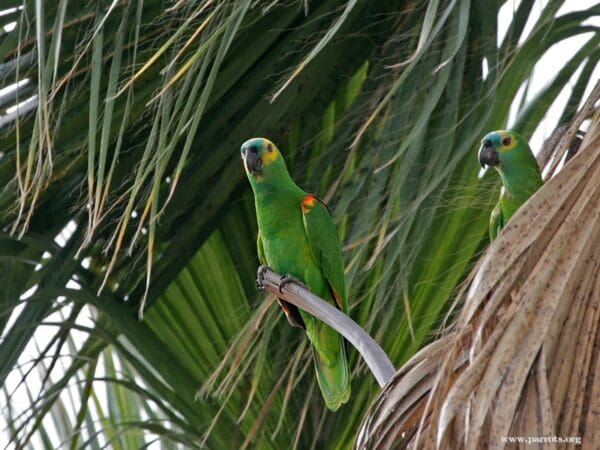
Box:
<box><xmin>0</xmin><ymin>0</ymin><xmax>598</xmax><ymax>448</ymax></box>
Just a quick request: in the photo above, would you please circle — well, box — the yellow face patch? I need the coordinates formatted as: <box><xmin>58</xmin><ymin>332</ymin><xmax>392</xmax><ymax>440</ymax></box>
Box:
<box><xmin>498</xmin><ymin>131</ymin><xmax>518</xmax><ymax>152</ymax></box>
<box><xmin>261</xmin><ymin>139</ymin><xmax>280</xmax><ymax>166</ymax></box>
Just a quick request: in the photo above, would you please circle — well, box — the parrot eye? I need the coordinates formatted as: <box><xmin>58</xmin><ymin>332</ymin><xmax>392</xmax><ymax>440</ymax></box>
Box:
<box><xmin>502</xmin><ymin>136</ymin><xmax>512</xmax><ymax>146</ymax></box>
<box><xmin>266</xmin><ymin>143</ymin><xmax>273</xmax><ymax>153</ymax></box>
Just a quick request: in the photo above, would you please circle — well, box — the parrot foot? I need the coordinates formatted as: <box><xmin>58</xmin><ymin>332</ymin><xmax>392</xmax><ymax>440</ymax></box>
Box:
<box><xmin>256</xmin><ymin>265</ymin><xmax>268</xmax><ymax>292</ymax></box>
<box><xmin>278</xmin><ymin>274</ymin><xmax>303</xmax><ymax>294</ymax></box>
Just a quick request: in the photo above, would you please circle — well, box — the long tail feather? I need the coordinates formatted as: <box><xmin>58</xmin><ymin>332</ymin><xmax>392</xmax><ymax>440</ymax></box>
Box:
<box><xmin>312</xmin><ymin>338</ymin><xmax>351</xmax><ymax>411</ymax></box>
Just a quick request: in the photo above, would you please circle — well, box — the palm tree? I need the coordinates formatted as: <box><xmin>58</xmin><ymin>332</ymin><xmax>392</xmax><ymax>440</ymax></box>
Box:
<box><xmin>356</xmin><ymin>100</ymin><xmax>600</xmax><ymax>448</ymax></box>
<box><xmin>0</xmin><ymin>1</ymin><xmax>597</xmax><ymax>448</ymax></box>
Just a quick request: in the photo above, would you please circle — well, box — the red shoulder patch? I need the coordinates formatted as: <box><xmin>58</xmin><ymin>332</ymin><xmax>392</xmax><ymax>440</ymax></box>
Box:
<box><xmin>301</xmin><ymin>194</ymin><xmax>318</xmax><ymax>213</ymax></box>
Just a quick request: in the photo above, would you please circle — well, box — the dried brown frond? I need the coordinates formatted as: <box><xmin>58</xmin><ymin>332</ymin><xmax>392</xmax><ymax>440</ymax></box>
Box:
<box><xmin>356</xmin><ymin>89</ymin><xmax>600</xmax><ymax>450</ymax></box>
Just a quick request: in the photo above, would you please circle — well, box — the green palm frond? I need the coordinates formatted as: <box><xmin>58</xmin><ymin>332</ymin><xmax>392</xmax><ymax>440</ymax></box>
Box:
<box><xmin>1</xmin><ymin>0</ymin><xmax>598</xmax><ymax>448</ymax></box>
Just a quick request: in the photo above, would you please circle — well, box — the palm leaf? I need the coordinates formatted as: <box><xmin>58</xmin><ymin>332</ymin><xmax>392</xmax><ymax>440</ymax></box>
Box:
<box><xmin>356</xmin><ymin>91</ymin><xmax>600</xmax><ymax>449</ymax></box>
<box><xmin>0</xmin><ymin>1</ymin><xmax>598</xmax><ymax>448</ymax></box>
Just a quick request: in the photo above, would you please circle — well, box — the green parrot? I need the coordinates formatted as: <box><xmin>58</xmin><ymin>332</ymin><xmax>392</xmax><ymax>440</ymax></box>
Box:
<box><xmin>478</xmin><ymin>130</ymin><xmax>543</xmax><ymax>240</ymax></box>
<box><xmin>241</xmin><ymin>137</ymin><xmax>350</xmax><ymax>410</ymax></box>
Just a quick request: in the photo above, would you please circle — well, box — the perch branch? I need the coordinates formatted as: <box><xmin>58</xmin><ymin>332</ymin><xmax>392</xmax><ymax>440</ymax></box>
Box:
<box><xmin>258</xmin><ymin>266</ymin><xmax>396</xmax><ymax>387</ymax></box>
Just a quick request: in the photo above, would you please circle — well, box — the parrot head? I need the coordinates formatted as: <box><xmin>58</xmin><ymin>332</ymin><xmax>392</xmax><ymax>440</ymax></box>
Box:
<box><xmin>478</xmin><ymin>130</ymin><xmax>533</xmax><ymax>172</ymax></box>
<box><xmin>241</xmin><ymin>137</ymin><xmax>289</xmax><ymax>183</ymax></box>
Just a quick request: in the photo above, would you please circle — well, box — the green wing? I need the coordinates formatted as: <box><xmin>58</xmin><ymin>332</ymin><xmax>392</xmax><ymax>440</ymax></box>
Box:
<box><xmin>301</xmin><ymin>195</ymin><xmax>347</xmax><ymax>313</ymax></box>
<box><xmin>489</xmin><ymin>203</ymin><xmax>504</xmax><ymax>241</ymax></box>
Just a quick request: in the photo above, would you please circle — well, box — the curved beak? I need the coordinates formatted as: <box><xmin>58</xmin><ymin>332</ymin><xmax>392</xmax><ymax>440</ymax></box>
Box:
<box><xmin>241</xmin><ymin>143</ymin><xmax>262</xmax><ymax>176</ymax></box>
<box><xmin>478</xmin><ymin>140</ymin><xmax>500</xmax><ymax>168</ymax></box>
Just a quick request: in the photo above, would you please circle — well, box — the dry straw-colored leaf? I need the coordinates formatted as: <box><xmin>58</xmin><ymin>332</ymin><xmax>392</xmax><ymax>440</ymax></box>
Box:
<box><xmin>356</xmin><ymin>87</ymin><xmax>600</xmax><ymax>450</ymax></box>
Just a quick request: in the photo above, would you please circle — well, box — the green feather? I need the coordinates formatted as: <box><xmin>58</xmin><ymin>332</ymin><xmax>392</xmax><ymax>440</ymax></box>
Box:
<box><xmin>301</xmin><ymin>197</ymin><xmax>347</xmax><ymax>312</ymax></box>
<box><xmin>481</xmin><ymin>130</ymin><xmax>543</xmax><ymax>240</ymax></box>
<box><xmin>257</xmin><ymin>233</ymin><xmax>266</xmax><ymax>265</ymax></box>
<box><xmin>242</xmin><ymin>137</ymin><xmax>351</xmax><ymax>410</ymax></box>
<box><xmin>489</xmin><ymin>204</ymin><xmax>504</xmax><ymax>241</ymax></box>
